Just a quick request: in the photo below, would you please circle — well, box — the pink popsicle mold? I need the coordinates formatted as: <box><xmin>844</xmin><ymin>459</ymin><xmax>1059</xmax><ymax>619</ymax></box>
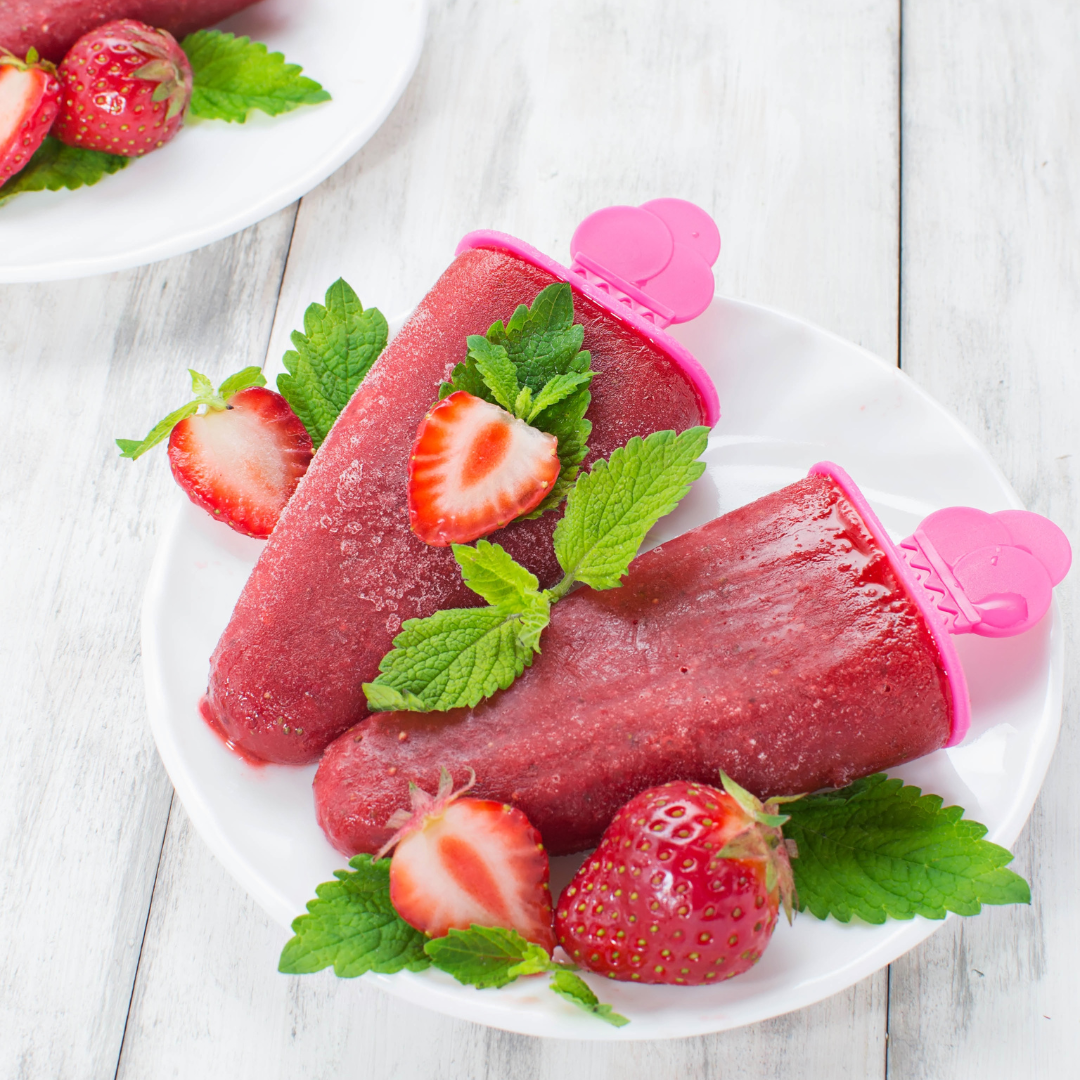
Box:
<box><xmin>456</xmin><ymin>199</ymin><xmax>722</xmax><ymax>426</ymax></box>
<box><xmin>811</xmin><ymin>462</ymin><xmax>1072</xmax><ymax>748</ymax></box>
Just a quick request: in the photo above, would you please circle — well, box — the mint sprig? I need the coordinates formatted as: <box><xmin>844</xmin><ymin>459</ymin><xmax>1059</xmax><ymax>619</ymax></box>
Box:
<box><xmin>441</xmin><ymin>283</ymin><xmax>594</xmax><ymax>519</ymax></box>
<box><xmin>361</xmin><ymin>593</ymin><xmax>550</xmax><ymax>713</ymax></box>
<box><xmin>183</xmin><ymin>30</ymin><xmax>331</xmax><ymax>123</ymax></box>
<box><xmin>0</xmin><ymin>136</ymin><xmax>128</xmax><ymax>206</ymax></box>
<box><xmin>281</xmin><ymin>867</ymin><xmax>628</xmax><ymax>1026</ymax></box>
<box><xmin>784</xmin><ymin>774</ymin><xmax>1031</xmax><ymax>924</ymax></box>
<box><xmin>424</xmin><ymin>926</ymin><xmax>629</xmax><ymax>1027</ymax></box>
<box><xmin>363</xmin><ymin>427</ymin><xmax>710</xmax><ymax>712</ymax></box>
<box><xmin>279</xmin><ymin>855</ymin><xmax>430</xmax><ymax>977</ymax></box>
<box><xmin>116</xmin><ymin>366</ymin><xmax>266</xmax><ymax>460</ymax></box>
<box><xmin>276</xmin><ymin>279</ymin><xmax>388</xmax><ymax>448</ymax></box>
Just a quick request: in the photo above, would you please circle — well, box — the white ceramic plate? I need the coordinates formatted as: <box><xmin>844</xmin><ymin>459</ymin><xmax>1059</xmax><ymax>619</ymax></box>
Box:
<box><xmin>0</xmin><ymin>0</ymin><xmax>426</xmax><ymax>282</ymax></box>
<box><xmin>142</xmin><ymin>294</ymin><xmax>1063</xmax><ymax>1040</ymax></box>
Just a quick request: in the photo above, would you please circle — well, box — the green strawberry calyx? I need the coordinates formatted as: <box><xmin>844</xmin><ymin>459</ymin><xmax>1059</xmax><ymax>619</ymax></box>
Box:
<box><xmin>0</xmin><ymin>46</ymin><xmax>57</xmax><ymax>75</ymax></box>
<box><xmin>129</xmin><ymin>35</ymin><xmax>193</xmax><ymax>121</ymax></box>
<box><xmin>717</xmin><ymin>771</ymin><xmax>800</xmax><ymax>923</ymax></box>
<box><xmin>115</xmin><ymin>366</ymin><xmax>266</xmax><ymax>461</ymax></box>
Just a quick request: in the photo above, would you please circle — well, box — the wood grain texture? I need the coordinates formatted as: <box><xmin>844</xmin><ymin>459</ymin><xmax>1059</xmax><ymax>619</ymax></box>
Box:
<box><xmin>14</xmin><ymin>0</ymin><xmax>1075</xmax><ymax>1074</ymax></box>
<box><xmin>888</xmin><ymin>2</ymin><xmax>1080</xmax><ymax>1076</ymax></box>
<box><xmin>0</xmin><ymin>206</ymin><xmax>297</xmax><ymax>1080</ymax></box>
<box><xmin>266</xmin><ymin>0</ymin><xmax>900</xmax><ymax>365</ymax></box>
<box><xmin>118</xmin><ymin>0</ymin><xmax>900</xmax><ymax>1076</ymax></box>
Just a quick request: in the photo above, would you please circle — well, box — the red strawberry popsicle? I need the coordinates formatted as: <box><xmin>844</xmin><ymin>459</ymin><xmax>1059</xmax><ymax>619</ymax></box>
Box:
<box><xmin>314</xmin><ymin>466</ymin><xmax>1071</xmax><ymax>857</ymax></box>
<box><xmin>205</xmin><ymin>202</ymin><xmax>722</xmax><ymax>764</ymax></box>
<box><xmin>0</xmin><ymin>2</ymin><xmax>257</xmax><ymax>63</ymax></box>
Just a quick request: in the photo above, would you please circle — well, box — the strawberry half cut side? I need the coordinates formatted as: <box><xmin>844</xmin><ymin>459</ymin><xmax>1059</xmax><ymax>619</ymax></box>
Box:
<box><xmin>0</xmin><ymin>50</ymin><xmax>60</xmax><ymax>184</ymax></box>
<box><xmin>408</xmin><ymin>391</ymin><xmax>560</xmax><ymax>546</ymax></box>
<box><xmin>168</xmin><ymin>387</ymin><xmax>313</xmax><ymax>539</ymax></box>
<box><xmin>382</xmin><ymin>768</ymin><xmax>556</xmax><ymax>952</ymax></box>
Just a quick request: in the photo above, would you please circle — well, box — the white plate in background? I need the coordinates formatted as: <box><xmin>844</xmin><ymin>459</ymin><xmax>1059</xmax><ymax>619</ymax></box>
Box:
<box><xmin>142</xmin><ymin>293</ymin><xmax>1062</xmax><ymax>1039</ymax></box>
<box><xmin>0</xmin><ymin>0</ymin><xmax>427</xmax><ymax>282</ymax></box>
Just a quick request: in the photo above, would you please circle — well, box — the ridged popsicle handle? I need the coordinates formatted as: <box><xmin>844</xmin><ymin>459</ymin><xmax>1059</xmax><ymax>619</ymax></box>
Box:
<box><xmin>899</xmin><ymin>507</ymin><xmax>1071</xmax><ymax>638</ymax></box>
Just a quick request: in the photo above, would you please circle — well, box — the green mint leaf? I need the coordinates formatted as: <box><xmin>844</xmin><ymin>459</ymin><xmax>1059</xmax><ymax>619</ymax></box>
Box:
<box><xmin>116</xmin><ymin>401</ymin><xmax>198</xmax><ymax>460</ymax></box>
<box><xmin>526</xmin><ymin>371</ymin><xmax>593</xmax><ymax>423</ymax></box>
<box><xmin>217</xmin><ymin>366</ymin><xmax>267</xmax><ymax>398</ymax></box>
<box><xmin>443</xmin><ymin>283</ymin><xmax>593</xmax><ymax>517</ymax></box>
<box><xmin>116</xmin><ymin>366</ymin><xmax>267</xmax><ymax>460</ymax></box>
<box><xmin>363</xmin><ymin>595</ymin><xmax>550</xmax><ymax>712</ymax></box>
<box><xmin>278</xmin><ymin>855</ymin><xmax>430</xmax><ymax>977</ymax></box>
<box><xmin>488</xmin><ymin>283</ymin><xmax>585</xmax><ymax>391</ymax></box>
<box><xmin>189</xmin><ymin>369</ymin><xmax>216</xmax><ymax>399</ymax></box>
<box><xmin>183</xmin><ymin>29</ymin><xmax>331</xmax><ymax>123</ymax></box>
<box><xmin>553</xmin><ymin>426</ymin><xmax>709</xmax><ymax>589</ymax></box>
<box><xmin>514</xmin><ymin>385</ymin><xmax>533</xmax><ymax>419</ymax></box>
<box><xmin>361</xmin><ymin>683</ymin><xmax>427</xmax><ymax>712</ymax></box>
<box><xmin>425</xmin><ymin>926</ymin><xmax>551</xmax><ymax>989</ymax></box>
<box><xmin>548</xmin><ymin>968</ymin><xmax>630</xmax><ymax>1027</ymax></box>
<box><xmin>783</xmin><ymin>773</ymin><xmax>1032</xmax><ymax>924</ymax></box>
<box><xmin>0</xmin><ymin>136</ymin><xmax>128</xmax><ymax>206</ymax></box>
<box><xmin>467</xmin><ymin>337</ymin><xmax>520</xmax><ymax>414</ymax></box>
<box><xmin>453</xmin><ymin>541</ymin><xmax>542</xmax><ymax>608</ymax></box>
<box><xmin>277</xmin><ymin>279</ymin><xmax>388</xmax><ymax>448</ymax></box>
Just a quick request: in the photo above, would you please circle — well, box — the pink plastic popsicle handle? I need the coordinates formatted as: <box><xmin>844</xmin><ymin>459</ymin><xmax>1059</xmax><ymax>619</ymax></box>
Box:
<box><xmin>811</xmin><ymin>462</ymin><xmax>1072</xmax><ymax>747</ymax></box>
<box><xmin>457</xmin><ymin>199</ymin><xmax>722</xmax><ymax>426</ymax></box>
<box><xmin>569</xmin><ymin>200</ymin><xmax>721</xmax><ymax>327</ymax></box>
<box><xmin>898</xmin><ymin>506</ymin><xmax>1070</xmax><ymax>638</ymax></box>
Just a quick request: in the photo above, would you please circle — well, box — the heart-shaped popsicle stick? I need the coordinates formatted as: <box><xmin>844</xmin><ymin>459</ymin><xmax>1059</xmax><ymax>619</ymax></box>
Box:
<box><xmin>900</xmin><ymin>506</ymin><xmax>1071</xmax><ymax>637</ymax></box>
<box><xmin>569</xmin><ymin>200</ymin><xmax>720</xmax><ymax>327</ymax></box>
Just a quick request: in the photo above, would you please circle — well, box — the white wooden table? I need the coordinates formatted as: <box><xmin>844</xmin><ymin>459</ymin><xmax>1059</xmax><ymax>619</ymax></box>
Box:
<box><xmin>2</xmin><ymin>2</ymin><xmax>1077</xmax><ymax>1076</ymax></box>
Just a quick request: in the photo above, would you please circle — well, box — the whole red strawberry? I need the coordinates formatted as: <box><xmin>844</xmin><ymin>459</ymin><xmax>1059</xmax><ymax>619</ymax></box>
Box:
<box><xmin>555</xmin><ymin>776</ymin><xmax>796</xmax><ymax>985</ymax></box>
<box><xmin>54</xmin><ymin>19</ymin><xmax>192</xmax><ymax>157</ymax></box>
<box><xmin>0</xmin><ymin>48</ymin><xmax>61</xmax><ymax>184</ymax></box>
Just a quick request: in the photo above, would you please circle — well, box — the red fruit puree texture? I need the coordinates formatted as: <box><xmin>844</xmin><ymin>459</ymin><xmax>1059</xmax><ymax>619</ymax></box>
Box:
<box><xmin>315</xmin><ymin>474</ymin><xmax>954</xmax><ymax>857</ymax></box>
<box><xmin>205</xmin><ymin>247</ymin><xmax>709</xmax><ymax>764</ymax></box>
<box><xmin>0</xmin><ymin>1</ymin><xmax>256</xmax><ymax>62</ymax></box>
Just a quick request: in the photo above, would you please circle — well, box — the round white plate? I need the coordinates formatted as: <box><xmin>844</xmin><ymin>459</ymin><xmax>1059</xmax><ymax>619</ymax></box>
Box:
<box><xmin>142</xmin><ymin>293</ymin><xmax>1063</xmax><ymax>1040</ymax></box>
<box><xmin>0</xmin><ymin>0</ymin><xmax>426</xmax><ymax>282</ymax></box>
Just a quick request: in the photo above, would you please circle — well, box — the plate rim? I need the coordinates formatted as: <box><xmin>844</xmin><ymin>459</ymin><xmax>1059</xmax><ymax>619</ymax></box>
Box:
<box><xmin>0</xmin><ymin>0</ymin><xmax>428</xmax><ymax>283</ymax></box>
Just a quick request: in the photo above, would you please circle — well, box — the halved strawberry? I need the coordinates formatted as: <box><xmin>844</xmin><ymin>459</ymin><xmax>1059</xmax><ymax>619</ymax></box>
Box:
<box><xmin>168</xmin><ymin>387</ymin><xmax>313</xmax><ymax>539</ymax></box>
<box><xmin>0</xmin><ymin>49</ymin><xmax>61</xmax><ymax>185</ymax></box>
<box><xmin>408</xmin><ymin>391</ymin><xmax>560</xmax><ymax>546</ymax></box>
<box><xmin>379</xmin><ymin>768</ymin><xmax>556</xmax><ymax>952</ymax></box>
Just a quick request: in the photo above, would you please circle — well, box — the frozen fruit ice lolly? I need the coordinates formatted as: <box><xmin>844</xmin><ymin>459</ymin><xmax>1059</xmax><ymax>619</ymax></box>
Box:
<box><xmin>0</xmin><ymin>1</ymin><xmax>258</xmax><ymax>62</ymax></box>
<box><xmin>313</xmin><ymin>465</ymin><xmax>1070</xmax><ymax>857</ymax></box>
<box><xmin>205</xmin><ymin>202</ymin><xmax>722</xmax><ymax>764</ymax></box>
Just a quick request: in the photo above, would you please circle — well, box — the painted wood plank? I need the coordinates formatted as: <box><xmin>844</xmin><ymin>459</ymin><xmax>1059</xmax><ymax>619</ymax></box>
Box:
<box><xmin>0</xmin><ymin>206</ymin><xmax>297</xmax><ymax>1080</ymax></box>
<box><xmin>117</xmin><ymin>0</ymin><xmax>900</xmax><ymax>1075</ymax></box>
<box><xmin>266</xmin><ymin>0</ymin><xmax>901</xmax><ymax>366</ymax></box>
<box><xmin>888</xmin><ymin>1</ymin><xmax>1080</xmax><ymax>1076</ymax></box>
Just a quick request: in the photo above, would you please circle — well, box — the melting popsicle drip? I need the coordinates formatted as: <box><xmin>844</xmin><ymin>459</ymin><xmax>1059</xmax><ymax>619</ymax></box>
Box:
<box><xmin>568</xmin><ymin>199</ymin><xmax>721</xmax><ymax>328</ymax></box>
<box><xmin>899</xmin><ymin>507</ymin><xmax>1071</xmax><ymax>638</ymax></box>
